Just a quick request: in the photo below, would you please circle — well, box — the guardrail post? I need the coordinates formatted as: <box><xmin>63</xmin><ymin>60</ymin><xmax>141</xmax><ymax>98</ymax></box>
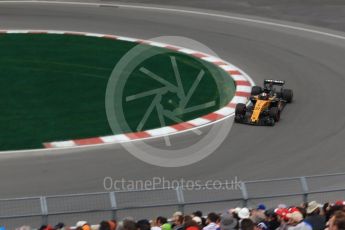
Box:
<box><xmin>300</xmin><ymin>177</ymin><xmax>309</xmax><ymax>203</ymax></box>
<box><xmin>40</xmin><ymin>196</ymin><xmax>48</xmax><ymax>226</ymax></box>
<box><xmin>240</xmin><ymin>182</ymin><xmax>249</xmax><ymax>207</ymax></box>
<box><xmin>176</xmin><ymin>186</ymin><xmax>185</xmax><ymax>213</ymax></box>
<box><xmin>109</xmin><ymin>192</ymin><xmax>118</xmax><ymax>220</ymax></box>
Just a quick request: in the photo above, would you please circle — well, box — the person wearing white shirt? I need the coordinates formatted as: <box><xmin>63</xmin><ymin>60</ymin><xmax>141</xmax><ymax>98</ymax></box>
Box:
<box><xmin>203</xmin><ymin>213</ymin><xmax>220</xmax><ymax>230</ymax></box>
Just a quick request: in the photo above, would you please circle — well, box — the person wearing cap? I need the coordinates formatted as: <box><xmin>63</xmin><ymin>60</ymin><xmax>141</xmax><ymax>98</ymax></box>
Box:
<box><xmin>193</xmin><ymin>211</ymin><xmax>207</xmax><ymax>227</ymax></box>
<box><xmin>193</xmin><ymin>216</ymin><xmax>203</xmax><ymax>226</ymax></box>
<box><xmin>251</xmin><ymin>205</ymin><xmax>266</xmax><ymax>224</ymax></box>
<box><xmin>304</xmin><ymin>201</ymin><xmax>325</xmax><ymax>230</ymax></box>
<box><xmin>172</xmin><ymin>212</ymin><xmax>184</xmax><ymax>230</ymax></box>
<box><xmin>334</xmin><ymin>201</ymin><xmax>345</xmax><ymax>207</ymax></box>
<box><xmin>228</xmin><ymin>208</ymin><xmax>241</xmax><ymax>229</ymax></box>
<box><xmin>76</xmin><ymin>221</ymin><xmax>91</xmax><ymax>230</ymax></box>
<box><xmin>203</xmin><ymin>213</ymin><xmax>220</xmax><ymax>230</ymax></box>
<box><xmin>275</xmin><ymin>208</ymin><xmax>290</xmax><ymax>223</ymax></box>
<box><xmin>285</xmin><ymin>209</ymin><xmax>312</xmax><ymax>230</ymax></box>
<box><xmin>238</xmin><ymin>208</ymin><xmax>250</xmax><ymax>220</ymax></box>
<box><xmin>237</xmin><ymin>208</ymin><xmax>251</xmax><ymax>229</ymax></box>
<box><xmin>275</xmin><ymin>208</ymin><xmax>293</xmax><ymax>230</ymax></box>
<box><xmin>258</xmin><ymin>205</ymin><xmax>266</xmax><ymax>211</ymax></box>
<box><xmin>230</xmin><ymin>208</ymin><xmax>242</xmax><ymax>216</ymax></box>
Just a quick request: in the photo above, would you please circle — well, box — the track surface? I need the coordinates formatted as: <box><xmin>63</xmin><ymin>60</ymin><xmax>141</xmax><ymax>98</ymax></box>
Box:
<box><xmin>1</xmin><ymin>2</ymin><xmax>345</xmax><ymax>198</ymax></box>
<box><xmin>107</xmin><ymin>0</ymin><xmax>345</xmax><ymax>32</ymax></box>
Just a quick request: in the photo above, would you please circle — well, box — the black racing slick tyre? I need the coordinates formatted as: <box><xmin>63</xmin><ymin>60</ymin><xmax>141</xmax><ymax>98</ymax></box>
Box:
<box><xmin>251</xmin><ymin>86</ymin><xmax>263</xmax><ymax>96</ymax></box>
<box><xmin>235</xmin><ymin>103</ymin><xmax>246</xmax><ymax>116</ymax></box>
<box><xmin>265</xmin><ymin>118</ymin><xmax>275</xmax><ymax>126</ymax></box>
<box><xmin>269</xmin><ymin>107</ymin><xmax>280</xmax><ymax>122</ymax></box>
<box><xmin>282</xmin><ymin>89</ymin><xmax>293</xmax><ymax>103</ymax></box>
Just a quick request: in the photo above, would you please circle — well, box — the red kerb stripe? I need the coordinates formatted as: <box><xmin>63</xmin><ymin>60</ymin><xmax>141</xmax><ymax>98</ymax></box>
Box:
<box><xmin>74</xmin><ymin>137</ymin><xmax>103</xmax><ymax>145</ymax></box>
<box><xmin>103</xmin><ymin>35</ymin><xmax>118</xmax><ymax>40</ymax></box>
<box><xmin>228</xmin><ymin>70</ymin><xmax>241</xmax><ymax>75</ymax></box>
<box><xmin>171</xmin><ymin>122</ymin><xmax>195</xmax><ymax>131</ymax></box>
<box><xmin>126</xmin><ymin>132</ymin><xmax>151</xmax><ymax>139</ymax></box>
<box><xmin>192</xmin><ymin>53</ymin><xmax>208</xmax><ymax>58</ymax></box>
<box><xmin>235</xmin><ymin>91</ymin><xmax>251</xmax><ymax>97</ymax></box>
<box><xmin>236</xmin><ymin>80</ymin><xmax>251</xmax><ymax>86</ymax></box>
<box><xmin>202</xmin><ymin>113</ymin><xmax>224</xmax><ymax>121</ymax></box>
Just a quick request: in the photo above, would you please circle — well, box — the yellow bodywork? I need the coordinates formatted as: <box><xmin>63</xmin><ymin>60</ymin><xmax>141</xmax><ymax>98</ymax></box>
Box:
<box><xmin>250</xmin><ymin>96</ymin><xmax>275</xmax><ymax>123</ymax></box>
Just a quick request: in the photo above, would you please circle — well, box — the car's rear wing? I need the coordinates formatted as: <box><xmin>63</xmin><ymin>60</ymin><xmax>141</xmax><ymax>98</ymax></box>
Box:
<box><xmin>264</xmin><ymin>79</ymin><xmax>285</xmax><ymax>86</ymax></box>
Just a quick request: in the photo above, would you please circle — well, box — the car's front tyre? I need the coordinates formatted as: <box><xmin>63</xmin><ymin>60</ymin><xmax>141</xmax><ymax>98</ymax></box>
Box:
<box><xmin>235</xmin><ymin>103</ymin><xmax>246</xmax><ymax>116</ymax></box>
<box><xmin>269</xmin><ymin>107</ymin><xmax>280</xmax><ymax>122</ymax></box>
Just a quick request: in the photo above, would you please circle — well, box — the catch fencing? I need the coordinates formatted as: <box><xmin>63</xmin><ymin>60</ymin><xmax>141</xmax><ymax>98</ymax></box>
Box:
<box><xmin>1</xmin><ymin>172</ymin><xmax>345</xmax><ymax>228</ymax></box>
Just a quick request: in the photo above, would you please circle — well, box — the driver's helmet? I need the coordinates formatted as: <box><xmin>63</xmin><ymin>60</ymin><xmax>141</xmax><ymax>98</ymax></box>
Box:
<box><xmin>259</xmin><ymin>92</ymin><xmax>268</xmax><ymax>100</ymax></box>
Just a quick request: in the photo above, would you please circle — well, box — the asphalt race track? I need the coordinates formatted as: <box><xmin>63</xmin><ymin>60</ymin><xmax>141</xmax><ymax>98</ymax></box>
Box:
<box><xmin>1</xmin><ymin>1</ymin><xmax>345</xmax><ymax>198</ymax></box>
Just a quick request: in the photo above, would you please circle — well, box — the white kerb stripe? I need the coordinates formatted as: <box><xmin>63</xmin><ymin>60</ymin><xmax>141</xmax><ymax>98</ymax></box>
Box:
<box><xmin>47</xmin><ymin>31</ymin><xmax>65</xmax><ymax>34</ymax></box>
<box><xmin>201</xmin><ymin>56</ymin><xmax>223</xmax><ymax>63</ymax></box>
<box><xmin>236</xmin><ymin>85</ymin><xmax>252</xmax><ymax>92</ymax></box>
<box><xmin>232</xmin><ymin>75</ymin><xmax>247</xmax><ymax>81</ymax></box>
<box><xmin>117</xmin><ymin>37</ymin><xmax>138</xmax><ymax>42</ymax></box>
<box><xmin>188</xmin><ymin>118</ymin><xmax>210</xmax><ymax>126</ymax></box>
<box><xmin>178</xmin><ymin>48</ymin><xmax>197</xmax><ymax>54</ymax></box>
<box><xmin>147</xmin><ymin>41</ymin><xmax>168</xmax><ymax>47</ymax></box>
<box><xmin>145</xmin><ymin>126</ymin><xmax>177</xmax><ymax>136</ymax></box>
<box><xmin>6</xmin><ymin>30</ymin><xmax>29</xmax><ymax>34</ymax></box>
<box><xmin>219</xmin><ymin>64</ymin><xmax>238</xmax><ymax>71</ymax></box>
<box><xmin>214</xmin><ymin>107</ymin><xmax>235</xmax><ymax>116</ymax></box>
<box><xmin>100</xmin><ymin>134</ymin><xmax>131</xmax><ymax>143</ymax></box>
<box><xmin>50</xmin><ymin>141</ymin><xmax>76</xmax><ymax>148</ymax></box>
<box><xmin>231</xmin><ymin>96</ymin><xmax>248</xmax><ymax>104</ymax></box>
<box><xmin>85</xmin><ymin>33</ymin><xmax>104</xmax><ymax>37</ymax></box>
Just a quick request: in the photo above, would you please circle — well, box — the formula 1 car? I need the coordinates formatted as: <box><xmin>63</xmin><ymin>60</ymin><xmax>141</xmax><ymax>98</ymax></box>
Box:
<box><xmin>235</xmin><ymin>80</ymin><xmax>293</xmax><ymax>126</ymax></box>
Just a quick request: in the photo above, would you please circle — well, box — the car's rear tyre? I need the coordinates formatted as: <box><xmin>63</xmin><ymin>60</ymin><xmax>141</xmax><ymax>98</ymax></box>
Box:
<box><xmin>282</xmin><ymin>89</ymin><xmax>293</xmax><ymax>103</ymax></box>
<box><xmin>269</xmin><ymin>107</ymin><xmax>280</xmax><ymax>122</ymax></box>
<box><xmin>235</xmin><ymin>103</ymin><xmax>246</xmax><ymax>116</ymax></box>
<box><xmin>251</xmin><ymin>86</ymin><xmax>262</xmax><ymax>96</ymax></box>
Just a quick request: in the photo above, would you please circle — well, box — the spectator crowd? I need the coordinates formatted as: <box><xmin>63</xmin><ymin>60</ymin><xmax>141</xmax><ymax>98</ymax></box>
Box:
<box><xmin>5</xmin><ymin>200</ymin><xmax>345</xmax><ymax>230</ymax></box>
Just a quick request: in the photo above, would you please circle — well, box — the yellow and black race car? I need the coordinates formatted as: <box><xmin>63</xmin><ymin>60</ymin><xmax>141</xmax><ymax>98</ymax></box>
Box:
<box><xmin>235</xmin><ymin>80</ymin><xmax>293</xmax><ymax>126</ymax></box>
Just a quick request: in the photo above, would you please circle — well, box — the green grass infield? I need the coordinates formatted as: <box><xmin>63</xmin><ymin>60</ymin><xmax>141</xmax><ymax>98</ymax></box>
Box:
<box><xmin>0</xmin><ymin>34</ymin><xmax>236</xmax><ymax>151</ymax></box>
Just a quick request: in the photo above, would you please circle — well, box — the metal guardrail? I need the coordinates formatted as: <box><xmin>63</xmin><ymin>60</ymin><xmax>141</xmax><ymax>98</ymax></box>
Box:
<box><xmin>1</xmin><ymin>172</ymin><xmax>345</xmax><ymax>229</ymax></box>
